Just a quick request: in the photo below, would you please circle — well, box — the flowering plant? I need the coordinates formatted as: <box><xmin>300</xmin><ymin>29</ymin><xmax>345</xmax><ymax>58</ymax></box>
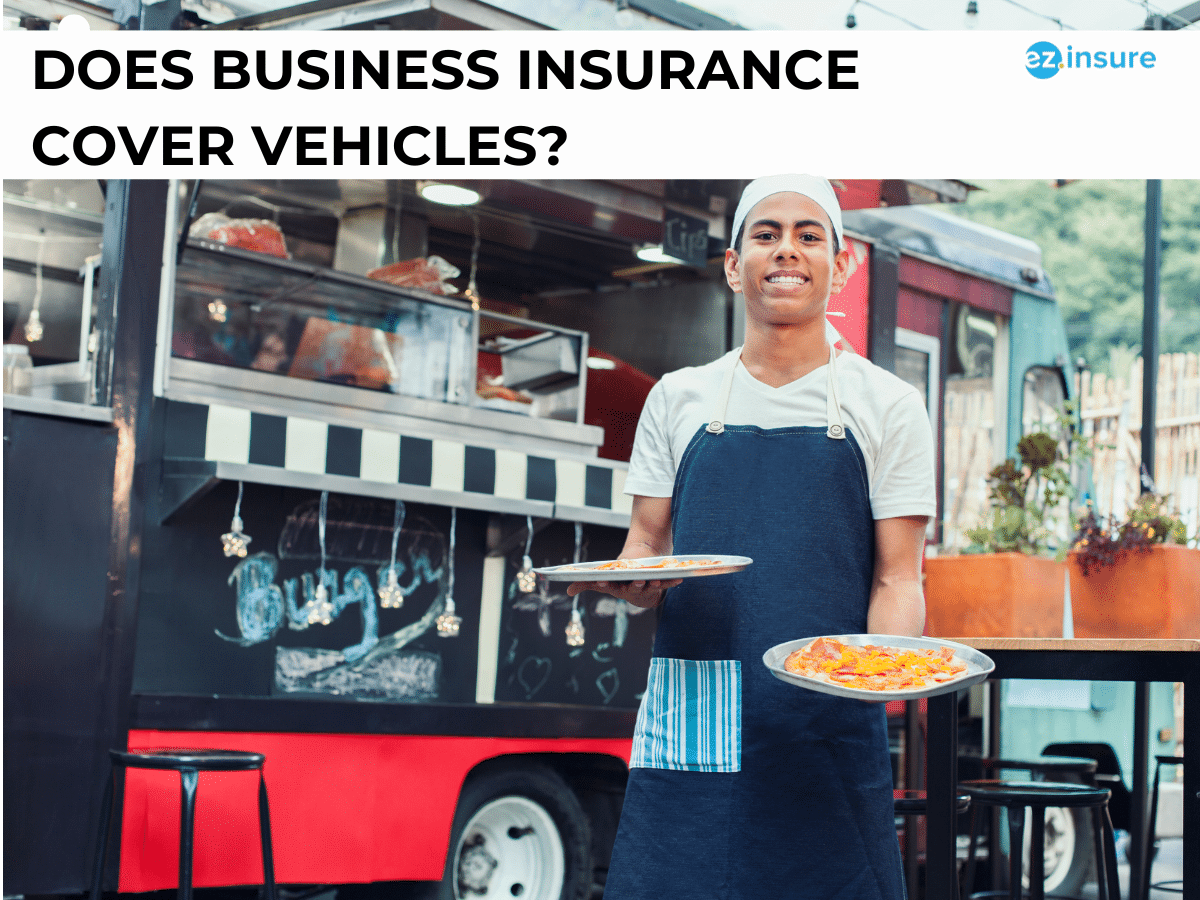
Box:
<box><xmin>963</xmin><ymin>405</ymin><xmax>1094</xmax><ymax>558</ymax></box>
<box><xmin>1070</xmin><ymin>493</ymin><xmax>1191</xmax><ymax>576</ymax></box>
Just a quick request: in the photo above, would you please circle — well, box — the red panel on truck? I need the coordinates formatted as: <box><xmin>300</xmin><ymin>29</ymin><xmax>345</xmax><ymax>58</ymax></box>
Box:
<box><xmin>121</xmin><ymin>730</ymin><xmax>631</xmax><ymax>891</ymax></box>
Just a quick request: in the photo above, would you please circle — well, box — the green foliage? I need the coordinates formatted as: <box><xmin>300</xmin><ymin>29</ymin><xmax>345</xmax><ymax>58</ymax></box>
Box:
<box><xmin>1071</xmin><ymin>493</ymin><xmax>1192</xmax><ymax>576</ymax></box>
<box><xmin>948</xmin><ymin>180</ymin><xmax>1200</xmax><ymax>378</ymax></box>
<box><xmin>964</xmin><ymin>405</ymin><xmax>1094</xmax><ymax>557</ymax></box>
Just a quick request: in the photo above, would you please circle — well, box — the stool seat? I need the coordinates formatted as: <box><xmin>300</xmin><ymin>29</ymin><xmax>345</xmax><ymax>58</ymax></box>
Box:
<box><xmin>959</xmin><ymin>780</ymin><xmax>1121</xmax><ymax>900</ymax></box>
<box><xmin>980</xmin><ymin>757</ymin><xmax>1099</xmax><ymax>779</ymax></box>
<box><xmin>960</xmin><ymin>780</ymin><xmax>1110</xmax><ymax>808</ymax></box>
<box><xmin>112</xmin><ymin>748</ymin><xmax>266</xmax><ymax>771</ymax></box>
<box><xmin>91</xmin><ymin>747</ymin><xmax>276</xmax><ymax>900</ymax></box>
<box><xmin>894</xmin><ymin>790</ymin><xmax>971</xmax><ymax>815</ymax></box>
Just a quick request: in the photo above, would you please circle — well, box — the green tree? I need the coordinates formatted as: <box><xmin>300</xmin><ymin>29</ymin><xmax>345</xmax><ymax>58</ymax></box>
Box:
<box><xmin>946</xmin><ymin>180</ymin><xmax>1200</xmax><ymax>377</ymax></box>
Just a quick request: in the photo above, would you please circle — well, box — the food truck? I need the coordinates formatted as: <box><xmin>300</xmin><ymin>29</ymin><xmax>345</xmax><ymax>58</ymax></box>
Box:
<box><xmin>7</xmin><ymin>175</ymin><xmax>1158</xmax><ymax>900</ymax></box>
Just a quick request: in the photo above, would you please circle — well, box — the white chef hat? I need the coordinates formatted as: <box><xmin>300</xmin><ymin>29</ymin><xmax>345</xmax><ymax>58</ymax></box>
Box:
<box><xmin>729</xmin><ymin>174</ymin><xmax>844</xmax><ymax>250</ymax></box>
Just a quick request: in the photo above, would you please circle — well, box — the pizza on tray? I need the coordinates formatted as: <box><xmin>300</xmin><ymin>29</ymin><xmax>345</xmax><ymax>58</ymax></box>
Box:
<box><xmin>783</xmin><ymin>637</ymin><xmax>969</xmax><ymax>692</ymax></box>
<box><xmin>564</xmin><ymin>557</ymin><xmax>722</xmax><ymax>571</ymax></box>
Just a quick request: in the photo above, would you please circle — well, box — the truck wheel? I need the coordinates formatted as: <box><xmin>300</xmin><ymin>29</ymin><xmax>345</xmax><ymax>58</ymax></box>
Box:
<box><xmin>1022</xmin><ymin>805</ymin><xmax>1091</xmax><ymax>897</ymax></box>
<box><xmin>441</xmin><ymin>764</ymin><xmax>593</xmax><ymax>900</ymax></box>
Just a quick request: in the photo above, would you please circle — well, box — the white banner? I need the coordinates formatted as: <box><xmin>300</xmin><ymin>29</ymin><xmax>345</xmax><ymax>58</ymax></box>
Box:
<box><xmin>1</xmin><ymin>28</ymin><xmax>1197</xmax><ymax>179</ymax></box>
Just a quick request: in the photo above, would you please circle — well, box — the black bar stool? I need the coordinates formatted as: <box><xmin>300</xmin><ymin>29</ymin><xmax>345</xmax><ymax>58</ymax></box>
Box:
<box><xmin>90</xmin><ymin>748</ymin><xmax>278</xmax><ymax>900</ymax></box>
<box><xmin>959</xmin><ymin>780</ymin><xmax>1121</xmax><ymax>900</ymax></box>
<box><xmin>980</xmin><ymin>757</ymin><xmax>1100</xmax><ymax>784</ymax></box>
<box><xmin>894</xmin><ymin>791</ymin><xmax>972</xmax><ymax>900</ymax></box>
<box><xmin>1142</xmin><ymin>754</ymin><xmax>1185</xmax><ymax>897</ymax></box>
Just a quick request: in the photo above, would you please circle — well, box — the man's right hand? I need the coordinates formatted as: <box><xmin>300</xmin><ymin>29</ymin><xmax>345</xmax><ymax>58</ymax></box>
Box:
<box><xmin>565</xmin><ymin>577</ymin><xmax>682</xmax><ymax>609</ymax></box>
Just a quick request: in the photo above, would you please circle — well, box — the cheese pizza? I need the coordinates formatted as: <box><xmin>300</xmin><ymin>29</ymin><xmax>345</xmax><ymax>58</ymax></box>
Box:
<box><xmin>564</xmin><ymin>557</ymin><xmax>722</xmax><ymax>571</ymax></box>
<box><xmin>783</xmin><ymin>637</ymin><xmax>969</xmax><ymax>692</ymax></box>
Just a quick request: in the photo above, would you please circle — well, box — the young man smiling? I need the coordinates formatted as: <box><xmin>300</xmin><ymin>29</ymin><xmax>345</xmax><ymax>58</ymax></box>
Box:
<box><xmin>572</xmin><ymin>175</ymin><xmax>935</xmax><ymax>899</ymax></box>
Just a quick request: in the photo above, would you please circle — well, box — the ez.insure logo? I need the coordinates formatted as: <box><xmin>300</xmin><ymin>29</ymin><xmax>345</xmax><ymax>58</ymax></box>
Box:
<box><xmin>1026</xmin><ymin>41</ymin><xmax>1157</xmax><ymax>79</ymax></box>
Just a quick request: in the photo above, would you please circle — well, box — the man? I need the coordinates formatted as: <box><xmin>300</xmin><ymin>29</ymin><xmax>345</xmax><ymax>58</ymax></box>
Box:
<box><xmin>570</xmin><ymin>175</ymin><xmax>935</xmax><ymax>899</ymax></box>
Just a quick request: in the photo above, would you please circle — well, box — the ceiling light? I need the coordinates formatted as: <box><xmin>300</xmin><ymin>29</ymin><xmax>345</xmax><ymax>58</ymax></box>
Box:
<box><xmin>635</xmin><ymin>245</ymin><xmax>685</xmax><ymax>264</ymax></box>
<box><xmin>587</xmin><ymin>357</ymin><xmax>617</xmax><ymax>370</ymax></box>
<box><xmin>418</xmin><ymin>182</ymin><xmax>481</xmax><ymax>207</ymax></box>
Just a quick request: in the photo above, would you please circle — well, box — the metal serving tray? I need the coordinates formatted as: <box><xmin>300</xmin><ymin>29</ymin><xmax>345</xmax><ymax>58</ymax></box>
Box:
<box><xmin>536</xmin><ymin>555</ymin><xmax>752</xmax><ymax>582</ymax></box>
<box><xmin>762</xmin><ymin>633</ymin><xmax>995</xmax><ymax>701</ymax></box>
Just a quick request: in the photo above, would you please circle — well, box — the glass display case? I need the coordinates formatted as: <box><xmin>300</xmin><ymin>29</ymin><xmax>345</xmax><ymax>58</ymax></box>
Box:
<box><xmin>158</xmin><ymin>180</ymin><xmax>602</xmax><ymax>459</ymax></box>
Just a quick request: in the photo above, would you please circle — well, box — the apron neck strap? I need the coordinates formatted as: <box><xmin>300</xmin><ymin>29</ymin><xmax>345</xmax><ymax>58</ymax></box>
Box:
<box><xmin>825</xmin><ymin>343</ymin><xmax>846</xmax><ymax>440</ymax></box>
<box><xmin>706</xmin><ymin>344</ymin><xmax>847</xmax><ymax>439</ymax></box>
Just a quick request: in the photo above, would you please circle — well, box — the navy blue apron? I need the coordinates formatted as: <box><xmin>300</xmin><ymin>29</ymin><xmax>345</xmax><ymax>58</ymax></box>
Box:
<box><xmin>604</xmin><ymin>347</ymin><xmax>904</xmax><ymax>900</ymax></box>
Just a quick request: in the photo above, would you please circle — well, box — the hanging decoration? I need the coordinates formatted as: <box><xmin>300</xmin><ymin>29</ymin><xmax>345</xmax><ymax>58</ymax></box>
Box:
<box><xmin>302</xmin><ymin>491</ymin><xmax>335</xmax><ymax>626</ymax></box>
<box><xmin>463</xmin><ymin>213</ymin><xmax>481</xmax><ymax>311</ymax></box>
<box><xmin>565</xmin><ymin>522</ymin><xmax>586</xmax><ymax>646</ymax></box>
<box><xmin>24</xmin><ymin>236</ymin><xmax>46</xmax><ymax>342</ymax></box>
<box><xmin>436</xmin><ymin>507</ymin><xmax>463</xmax><ymax>637</ymax></box>
<box><xmin>517</xmin><ymin>515</ymin><xmax>537</xmax><ymax>592</ymax></box>
<box><xmin>566</xmin><ymin>607</ymin><xmax>586</xmax><ymax>647</ymax></box>
<box><xmin>220</xmin><ymin>481</ymin><xmax>252</xmax><ymax>558</ymax></box>
<box><xmin>378</xmin><ymin>499</ymin><xmax>407</xmax><ymax>609</ymax></box>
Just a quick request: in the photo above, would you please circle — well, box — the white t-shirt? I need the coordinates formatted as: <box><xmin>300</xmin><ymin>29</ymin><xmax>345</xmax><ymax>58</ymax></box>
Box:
<box><xmin>625</xmin><ymin>348</ymin><xmax>937</xmax><ymax>521</ymax></box>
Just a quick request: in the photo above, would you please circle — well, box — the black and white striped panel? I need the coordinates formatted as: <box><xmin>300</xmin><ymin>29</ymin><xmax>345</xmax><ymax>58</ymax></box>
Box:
<box><xmin>163</xmin><ymin>400</ymin><xmax>632</xmax><ymax>523</ymax></box>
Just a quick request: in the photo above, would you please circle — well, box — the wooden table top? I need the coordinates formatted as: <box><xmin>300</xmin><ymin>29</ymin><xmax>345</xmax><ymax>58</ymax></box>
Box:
<box><xmin>949</xmin><ymin>637</ymin><xmax>1200</xmax><ymax>652</ymax></box>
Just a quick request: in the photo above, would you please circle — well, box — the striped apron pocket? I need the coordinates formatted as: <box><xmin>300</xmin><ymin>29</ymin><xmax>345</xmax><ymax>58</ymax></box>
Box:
<box><xmin>629</xmin><ymin>657</ymin><xmax>742</xmax><ymax>772</ymax></box>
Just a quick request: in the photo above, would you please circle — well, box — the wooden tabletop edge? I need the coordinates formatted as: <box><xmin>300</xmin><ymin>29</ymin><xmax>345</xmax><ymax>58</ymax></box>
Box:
<box><xmin>942</xmin><ymin>637</ymin><xmax>1200</xmax><ymax>652</ymax></box>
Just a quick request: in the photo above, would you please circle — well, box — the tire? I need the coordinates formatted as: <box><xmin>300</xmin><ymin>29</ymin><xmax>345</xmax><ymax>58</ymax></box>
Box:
<box><xmin>1021</xmin><ymin>805</ymin><xmax>1091</xmax><ymax>897</ymax></box>
<box><xmin>439</xmin><ymin>763</ymin><xmax>593</xmax><ymax>900</ymax></box>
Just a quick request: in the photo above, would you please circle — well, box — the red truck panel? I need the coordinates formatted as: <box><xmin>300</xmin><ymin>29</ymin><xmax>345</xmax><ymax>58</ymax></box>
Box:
<box><xmin>121</xmin><ymin>730</ymin><xmax>631</xmax><ymax>891</ymax></box>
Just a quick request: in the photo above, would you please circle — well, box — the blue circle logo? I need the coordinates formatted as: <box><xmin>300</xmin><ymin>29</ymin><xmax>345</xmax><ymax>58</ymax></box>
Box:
<box><xmin>1026</xmin><ymin>41</ymin><xmax>1063</xmax><ymax>78</ymax></box>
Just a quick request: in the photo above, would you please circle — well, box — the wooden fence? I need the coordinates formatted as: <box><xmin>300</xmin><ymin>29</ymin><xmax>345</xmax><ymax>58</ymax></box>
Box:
<box><xmin>940</xmin><ymin>353</ymin><xmax>1200</xmax><ymax>551</ymax></box>
<box><xmin>1075</xmin><ymin>352</ymin><xmax>1200</xmax><ymax>542</ymax></box>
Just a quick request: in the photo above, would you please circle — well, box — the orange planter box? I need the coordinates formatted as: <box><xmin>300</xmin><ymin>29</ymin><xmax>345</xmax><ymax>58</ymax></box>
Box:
<box><xmin>1067</xmin><ymin>544</ymin><xmax>1200</xmax><ymax>639</ymax></box>
<box><xmin>924</xmin><ymin>553</ymin><xmax>1065</xmax><ymax>638</ymax></box>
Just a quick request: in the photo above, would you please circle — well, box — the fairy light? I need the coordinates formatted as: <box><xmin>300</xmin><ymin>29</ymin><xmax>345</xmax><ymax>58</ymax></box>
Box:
<box><xmin>220</xmin><ymin>481</ymin><xmax>252</xmax><ymax>558</ymax></box>
<box><xmin>463</xmin><ymin>213</ymin><xmax>481</xmax><ymax>311</ymax></box>
<box><xmin>437</xmin><ymin>507</ymin><xmax>462</xmax><ymax>637</ymax></box>
<box><xmin>517</xmin><ymin>515</ymin><xmax>537</xmax><ymax>592</ymax></box>
<box><xmin>308</xmin><ymin>491</ymin><xmax>335</xmax><ymax>626</ymax></box>
<box><xmin>24</xmin><ymin>238</ymin><xmax>46</xmax><ymax>342</ymax></box>
<box><xmin>565</xmin><ymin>606</ymin><xmax>586</xmax><ymax>647</ymax></box>
<box><xmin>565</xmin><ymin>522</ymin><xmax>586</xmax><ymax>647</ymax></box>
<box><xmin>378</xmin><ymin>500</ymin><xmax>407</xmax><ymax>608</ymax></box>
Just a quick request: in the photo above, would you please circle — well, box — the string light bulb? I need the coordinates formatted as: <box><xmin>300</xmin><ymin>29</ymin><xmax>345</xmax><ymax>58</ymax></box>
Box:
<box><xmin>378</xmin><ymin>500</ymin><xmax>407</xmax><ymax>608</ymax></box>
<box><xmin>517</xmin><ymin>515</ymin><xmax>537</xmax><ymax>592</ymax></box>
<box><xmin>220</xmin><ymin>481</ymin><xmax>252</xmax><ymax>557</ymax></box>
<box><xmin>24</xmin><ymin>236</ymin><xmax>46</xmax><ymax>342</ymax></box>
<box><xmin>23</xmin><ymin>308</ymin><xmax>44</xmax><ymax>343</ymax></box>
<box><xmin>566</xmin><ymin>605</ymin><xmax>585</xmax><ymax>647</ymax></box>
<box><xmin>379</xmin><ymin>567</ymin><xmax>404</xmax><ymax>609</ymax></box>
<box><xmin>310</xmin><ymin>491</ymin><xmax>333</xmax><ymax>626</ymax></box>
<box><xmin>436</xmin><ymin>507</ymin><xmax>462</xmax><ymax>637</ymax></box>
<box><xmin>314</xmin><ymin>579</ymin><xmax>335</xmax><ymax>626</ymax></box>
<box><xmin>436</xmin><ymin>596</ymin><xmax>462</xmax><ymax>638</ymax></box>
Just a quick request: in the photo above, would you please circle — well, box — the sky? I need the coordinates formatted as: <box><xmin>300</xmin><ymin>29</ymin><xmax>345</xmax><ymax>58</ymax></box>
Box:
<box><xmin>686</xmin><ymin>0</ymin><xmax>1193</xmax><ymax>31</ymax></box>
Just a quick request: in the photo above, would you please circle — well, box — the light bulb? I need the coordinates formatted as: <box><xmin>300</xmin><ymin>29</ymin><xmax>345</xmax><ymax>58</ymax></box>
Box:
<box><xmin>565</xmin><ymin>607</ymin><xmax>585</xmax><ymax>647</ymax></box>
<box><xmin>24</xmin><ymin>309</ymin><xmax>44</xmax><ymax>343</ymax></box>
<box><xmin>436</xmin><ymin>597</ymin><xmax>462</xmax><ymax>638</ymax></box>
<box><xmin>517</xmin><ymin>555</ymin><xmax>537</xmax><ymax>593</ymax></box>
<box><xmin>220</xmin><ymin>515</ymin><xmax>251</xmax><ymax>558</ymax></box>
<box><xmin>208</xmin><ymin>299</ymin><xmax>228</xmax><ymax>323</ymax></box>
<box><xmin>378</xmin><ymin>567</ymin><xmax>404</xmax><ymax>609</ymax></box>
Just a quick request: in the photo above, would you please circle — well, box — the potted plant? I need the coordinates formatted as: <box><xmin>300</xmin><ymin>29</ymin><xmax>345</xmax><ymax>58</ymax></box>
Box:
<box><xmin>925</xmin><ymin>410</ymin><xmax>1091</xmax><ymax>638</ymax></box>
<box><xmin>1067</xmin><ymin>493</ymin><xmax>1198</xmax><ymax>639</ymax></box>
